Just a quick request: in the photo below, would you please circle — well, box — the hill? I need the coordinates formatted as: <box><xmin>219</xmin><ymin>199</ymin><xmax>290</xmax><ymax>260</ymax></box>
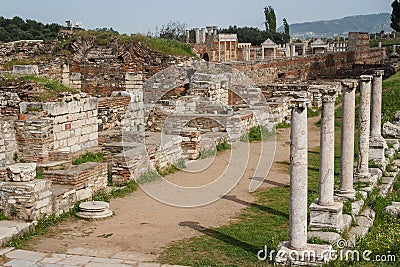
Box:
<box><xmin>0</xmin><ymin>16</ymin><xmax>62</xmax><ymax>43</ymax></box>
<box><xmin>278</xmin><ymin>13</ymin><xmax>392</xmax><ymax>38</ymax></box>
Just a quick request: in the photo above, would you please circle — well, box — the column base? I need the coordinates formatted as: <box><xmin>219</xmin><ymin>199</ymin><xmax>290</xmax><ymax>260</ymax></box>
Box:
<box><xmin>275</xmin><ymin>241</ymin><xmax>333</xmax><ymax>266</ymax></box>
<box><xmin>335</xmin><ymin>189</ymin><xmax>356</xmax><ymax>200</ymax></box>
<box><xmin>354</xmin><ymin>171</ymin><xmax>371</xmax><ymax>180</ymax></box>
<box><xmin>369</xmin><ymin>137</ymin><xmax>388</xmax><ymax>168</ymax></box>
<box><xmin>309</xmin><ymin>201</ymin><xmax>344</xmax><ymax>232</ymax></box>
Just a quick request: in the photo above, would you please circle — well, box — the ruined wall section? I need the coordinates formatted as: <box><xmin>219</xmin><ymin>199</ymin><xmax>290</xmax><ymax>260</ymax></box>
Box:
<box><xmin>231</xmin><ymin>48</ymin><xmax>385</xmax><ymax>86</ymax></box>
<box><xmin>17</xmin><ymin>96</ymin><xmax>98</xmax><ymax>162</ymax></box>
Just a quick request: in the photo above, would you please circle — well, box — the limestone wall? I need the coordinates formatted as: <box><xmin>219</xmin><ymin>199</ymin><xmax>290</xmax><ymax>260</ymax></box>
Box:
<box><xmin>0</xmin><ymin>179</ymin><xmax>53</xmax><ymax>221</ymax></box>
<box><xmin>19</xmin><ymin>96</ymin><xmax>98</xmax><ymax>156</ymax></box>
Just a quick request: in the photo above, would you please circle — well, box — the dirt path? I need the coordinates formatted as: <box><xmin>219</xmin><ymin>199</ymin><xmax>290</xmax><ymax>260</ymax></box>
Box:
<box><xmin>26</xmin><ymin>116</ymin><xmax>321</xmax><ymax>262</ymax></box>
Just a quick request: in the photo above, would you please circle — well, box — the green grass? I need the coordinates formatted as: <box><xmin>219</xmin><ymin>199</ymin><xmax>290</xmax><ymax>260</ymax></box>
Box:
<box><xmin>156</xmin><ymin>158</ymin><xmax>186</xmax><ymax>177</ymax></box>
<box><xmin>0</xmin><ymin>74</ymin><xmax>79</xmax><ymax>102</ymax></box>
<box><xmin>72</xmin><ymin>152</ymin><xmax>104</xmax><ymax>165</ymax></box>
<box><xmin>159</xmin><ymin>124</ymin><xmax>329</xmax><ymax>266</ymax></box>
<box><xmin>130</xmin><ymin>34</ymin><xmax>195</xmax><ymax>57</ymax></box>
<box><xmin>92</xmin><ymin>180</ymin><xmax>139</xmax><ymax>202</ymax></box>
<box><xmin>159</xmin><ymin>72</ymin><xmax>400</xmax><ymax>266</ymax></box>
<box><xmin>382</xmin><ymin>71</ymin><xmax>400</xmax><ymax>123</ymax></box>
<box><xmin>73</xmin><ymin>30</ymin><xmax>195</xmax><ymax>57</ymax></box>
<box><xmin>7</xmin><ymin>203</ymin><xmax>80</xmax><ymax>248</ymax></box>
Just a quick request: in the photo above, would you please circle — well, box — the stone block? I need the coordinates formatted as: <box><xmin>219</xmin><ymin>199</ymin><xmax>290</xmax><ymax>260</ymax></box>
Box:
<box><xmin>7</xmin><ymin>163</ymin><xmax>36</xmax><ymax>182</ymax></box>
<box><xmin>384</xmin><ymin>202</ymin><xmax>400</xmax><ymax>217</ymax></box>
<box><xmin>309</xmin><ymin>201</ymin><xmax>344</xmax><ymax>231</ymax></box>
<box><xmin>308</xmin><ymin>231</ymin><xmax>341</xmax><ymax>244</ymax></box>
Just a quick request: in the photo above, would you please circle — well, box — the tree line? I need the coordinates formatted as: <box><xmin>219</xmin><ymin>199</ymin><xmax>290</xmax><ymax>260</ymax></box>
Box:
<box><xmin>0</xmin><ymin>16</ymin><xmax>62</xmax><ymax>43</ymax></box>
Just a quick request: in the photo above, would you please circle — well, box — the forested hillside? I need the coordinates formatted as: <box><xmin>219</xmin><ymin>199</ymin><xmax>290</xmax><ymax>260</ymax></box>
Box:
<box><xmin>0</xmin><ymin>16</ymin><xmax>62</xmax><ymax>43</ymax></box>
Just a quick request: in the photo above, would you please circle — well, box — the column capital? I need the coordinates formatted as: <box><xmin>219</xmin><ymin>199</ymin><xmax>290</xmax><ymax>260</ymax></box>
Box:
<box><xmin>360</xmin><ymin>75</ymin><xmax>373</xmax><ymax>82</ymax></box>
<box><xmin>374</xmin><ymin>70</ymin><xmax>384</xmax><ymax>77</ymax></box>
<box><xmin>341</xmin><ymin>79</ymin><xmax>358</xmax><ymax>91</ymax></box>
<box><xmin>289</xmin><ymin>97</ymin><xmax>310</xmax><ymax>110</ymax></box>
<box><xmin>319</xmin><ymin>88</ymin><xmax>338</xmax><ymax>103</ymax></box>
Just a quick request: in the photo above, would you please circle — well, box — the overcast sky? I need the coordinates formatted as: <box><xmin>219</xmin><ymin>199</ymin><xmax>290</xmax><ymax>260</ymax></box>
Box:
<box><xmin>1</xmin><ymin>0</ymin><xmax>394</xmax><ymax>33</ymax></box>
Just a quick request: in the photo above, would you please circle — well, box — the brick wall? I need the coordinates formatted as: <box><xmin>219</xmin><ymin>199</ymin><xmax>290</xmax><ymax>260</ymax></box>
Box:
<box><xmin>43</xmin><ymin>162</ymin><xmax>108</xmax><ymax>191</ymax></box>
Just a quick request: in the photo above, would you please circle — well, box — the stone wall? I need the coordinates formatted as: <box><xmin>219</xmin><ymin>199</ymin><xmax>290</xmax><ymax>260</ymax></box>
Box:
<box><xmin>98</xmin><ymin>96</ymin><xmax>131</xmax><ymax>131</ymax></box>
<box><xmin>0</xmin><ymin>119</ymin><xmax>17</xmax><ymax>167</ymax></box>
<box><xmin>0</xmin><ymin>179</ymin><xmax>53</xmax><ymax>221</ymax></box>
<box><xmin>230</xmin><ymin>48</ymin><xmax>385</xmax><ymax>86</ymax></box>
<box><xmin>15</xmin><ymin>118</ymin><xmax>54</xmax><ymax>163</ymax></box>
<box><xmin>19</xmin><ymin>96</ymin><xmax>98</xmax><ymax>156</ymax></box>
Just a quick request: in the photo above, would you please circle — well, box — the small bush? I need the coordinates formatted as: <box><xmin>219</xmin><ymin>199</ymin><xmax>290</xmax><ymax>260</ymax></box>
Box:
<box><xmin>0</xmin><ymin>210</ymin><xmax>7</xmax><ymax>221</ymax></box>
<box><xmin>72</xmin><ymin>152</ymin><xmax>104</xmax><ymax>165</ymax></box>
<box><xmin>216</xmin><ymin>141</ymin><xmax>231</xmax><ymax>152</ymax></box>
<box><xmin>276</xmin><ymin>121</ymin><xmax>291</xmax><ymax>129</ymax></box>
<box><xmin>135</xmin><ymin>169</ymin><xmax>160</xmax><ymax>184</ymax></box>
<box><xmin>241</xmin><ymin>125</ymin><xmax>275</xmax><ymax>142</ymax></box>
<box><xmin>199</xmin><ymin>148</ymin><xmax>216</xmax><ymax>159</ymax></box>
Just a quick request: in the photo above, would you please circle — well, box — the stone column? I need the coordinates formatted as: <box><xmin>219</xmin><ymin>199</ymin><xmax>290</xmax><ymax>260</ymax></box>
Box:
<box><xmin>261</xmin><ymin>47</ymin><xmax>265</xmax><ymax>59</ymax></box>
<box><xmin>289</xmin><ymin>98</ymin><xmax>309</xmax><ymax>251</ymax></box>
<box><xmin>195</xmin><ymin>28</ymin><xmax>200</xmax><ymax>44</ymax></box>
<box><xmin>303</xmin><ymin>45</ymin><xmax>307</xmax><ymax>56</ymax></box>
<box><xmin>370</xmin><ymin>70</ymin><xmax>384</xmax><ymax>140</ymax></box>
<box><xmin>369</xmin><ymin>70</ymin><xmax>387</xmax><ymax>166</ymax></box>
<box><xmin>185</xmin><ymin>30</ymin><xmax>190</xmax><ymax>43</ymax></box>
<box><xmin>276</xmin><ymin>97</ymin><xmax>333</xmax><ymax>266</ymax></box>
<box><xmin>337</xmin><ymin>80</ymin><xmax>358</xmax><ymax>198</ymax></box>
<box><xmin>317</xmin><ymin>89</ymin><xmax>337</xmax><ymax>206</ymax></box>
<box><xmin>292</xmin><ymin>44</ymin><xmax>296</xmax><ymax>57</ymax></box>
<box><xmin>310</xmin><ymin>89</ymin><xmax>344</xmax><ymax>231</ymax></box>
<box><xmin>356</xmin><ymin>75</ymin><xmax>373</xmax><ymax>178</ymax></box>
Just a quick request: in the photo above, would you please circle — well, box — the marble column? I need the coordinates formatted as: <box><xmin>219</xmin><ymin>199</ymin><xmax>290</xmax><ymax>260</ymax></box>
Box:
<box><xmin>276</xmin><ymin>97</ymin><xmax>333</xmax><ymax>266</ymax></box>
<box><xmin>310</xmin><ymin>89</ymin><xmax>344</xmax><ymax>231</ymax></box>
<box><xmin>317</xmin><ymin>89</ymin><xmax>337</xmax><ymax>206</ymax></box>
<box><xmin>289</xmin><ymin>98</ymin><xmax>309</xmax><ymax>251</ymax></box>
<box><xmin>303</xmin><ymin>45</ymin><xmax>307</xmax><ymax>56</ymax></box>
<box><xmin>337</xmin><ymin>80</ymin><xmax>358</xmax><ymax>198</ymax></box>
<box><xmin>356</xmin><ymin>75</ymin><xmax>373</xmax><ymax>179</ymax></box>
<box><xmin>369</xmin><ymin>70</ymin><xmax>387</xmax><ymax>165</ymax></box>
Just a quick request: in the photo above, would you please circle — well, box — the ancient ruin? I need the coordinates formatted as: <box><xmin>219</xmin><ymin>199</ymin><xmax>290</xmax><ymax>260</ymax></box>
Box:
<box><xmin>0</xmin><ymin>25</ymin><xmax>399</xmax><ymax>266</ymax></box>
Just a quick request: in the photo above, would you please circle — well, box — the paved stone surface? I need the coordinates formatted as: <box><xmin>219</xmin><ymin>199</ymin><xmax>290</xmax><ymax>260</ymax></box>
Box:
<box><xmin>0</xmin><ymin>221</ymin><xmax>34</xmax><ymax>247</ymax></box>
<box><xmin>2</xmin><ymin>248</ymin><xmax>188</xmax><ymax>267</ymax></box>
<box><xmin>6</xmin><ymin>249</ymin><xmax>46</xmax><ymax>261</ymax></box>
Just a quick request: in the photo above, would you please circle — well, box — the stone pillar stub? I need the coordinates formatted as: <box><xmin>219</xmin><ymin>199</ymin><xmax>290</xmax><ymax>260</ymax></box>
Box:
<box><xmin>356</xmin><ymin>75</ymin><xmax>373</xmax><ymax>179</ymax></box>
<box><xmin>289</xmin><ymin>97</ymin><xmax>309</xmax><ymax>251</ymax></box>
<box><xmin>337</xmin><ymin>80</ymin><xmax>358</xmax><ymax>198</ymax></box>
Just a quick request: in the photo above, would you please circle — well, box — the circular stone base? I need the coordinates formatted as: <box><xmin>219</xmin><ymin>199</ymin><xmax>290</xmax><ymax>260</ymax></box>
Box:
<box><xmin>77</xmin><ymin>201</ymin><xmax>112</xmax><ymax>219</ymax></box>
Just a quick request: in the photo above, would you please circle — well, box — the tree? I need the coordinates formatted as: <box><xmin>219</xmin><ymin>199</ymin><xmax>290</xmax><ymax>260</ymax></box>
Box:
<box><xmin>283</xmin><ymin>18</ymin><xmax>290</xmax><ymax>42</ymax></box>
<box><xmin>392</xmin><ymin>1</ymin><xmax>400</xmax><ymax>32</ymax></box>
<box><xmin>159</xmin><ymin>21</ymin><xmax>187</xmax><ymax>42</ymax></box>
<box><xmin>264</xmin><ymin>5</ymin><xmax>277</xmax><ymax>34</ymax></box>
